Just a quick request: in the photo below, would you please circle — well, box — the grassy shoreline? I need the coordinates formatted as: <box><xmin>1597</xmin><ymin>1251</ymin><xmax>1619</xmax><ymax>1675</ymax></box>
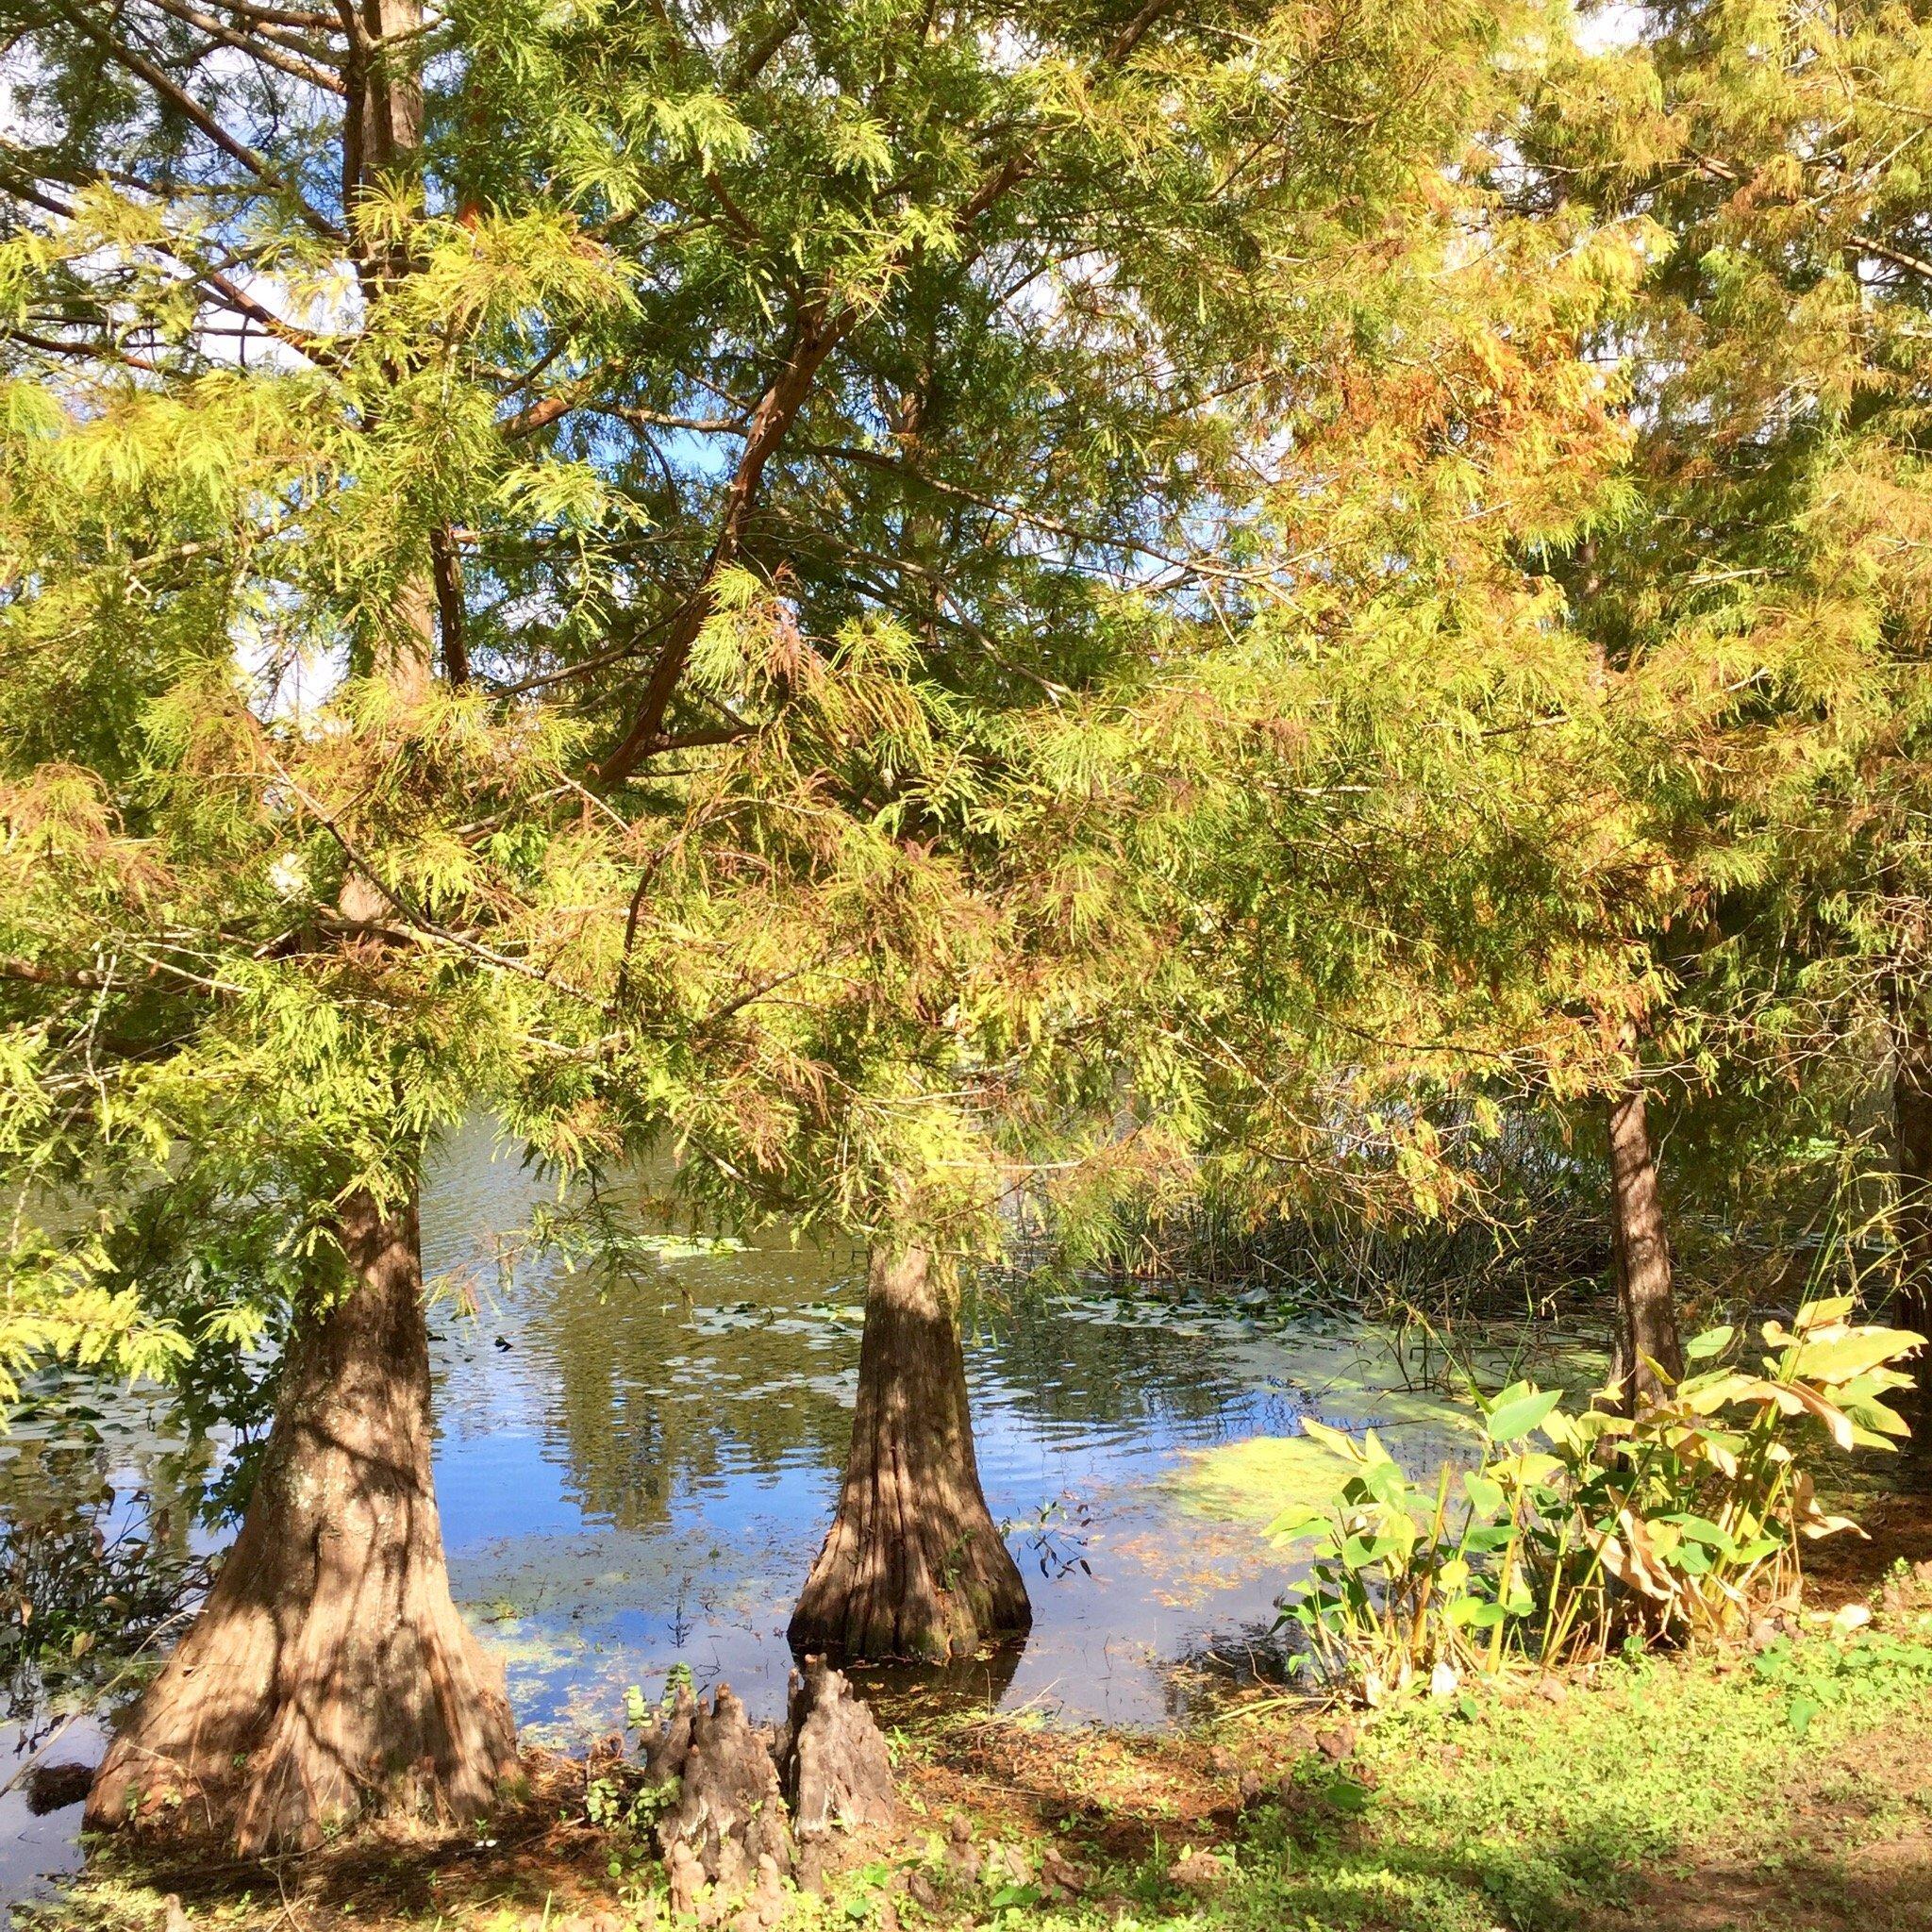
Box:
<box><xmin>30</xmin><ymin>1559</ymin><xmax>1932</xmax><ymax>1932</ymax></box>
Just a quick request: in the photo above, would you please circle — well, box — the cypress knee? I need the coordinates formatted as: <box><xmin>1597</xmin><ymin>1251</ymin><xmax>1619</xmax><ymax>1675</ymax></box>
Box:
<box><xmin>87</xmin><ymin>1185</ymin><xmax>517</xmax><ymax>1852</ymax></box>
<box><xmin>1607</xmin><ymin>1071</ymin><xmax>1683</xmax><ymax>1410</ymax></box>
<box><xmin>790</xmin><ymin>1246</ymin><xmax>1030</xmax><ymax>1661</ymax></box>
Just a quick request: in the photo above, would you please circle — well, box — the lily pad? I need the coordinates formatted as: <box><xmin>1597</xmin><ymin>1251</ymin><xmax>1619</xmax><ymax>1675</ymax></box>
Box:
<box><xmin>640</xmin><ymin>1235</ymin><xmax>748</xmax><ymax>1261</ymax></box>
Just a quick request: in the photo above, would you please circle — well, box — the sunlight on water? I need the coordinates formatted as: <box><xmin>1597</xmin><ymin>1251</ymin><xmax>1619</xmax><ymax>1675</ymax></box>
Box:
<box><xmin>0</xmin><ymin>1114</ymin><xmax>1603</xmax><ymax>1909</ymax></box>
<box><xmin>415</xmin><ymin>1118</ymin><xmax>1583</xmax><ymax>1740</ymax></box>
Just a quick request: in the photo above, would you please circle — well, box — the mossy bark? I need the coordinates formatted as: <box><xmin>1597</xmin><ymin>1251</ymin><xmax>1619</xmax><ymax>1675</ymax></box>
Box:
<box><xmin>789</xmin><ymin>1246</ymin><xmax>1029</xmax><ymax>1660</ymax></box>
<box><xmin>86</xmin><ymin>1185</ymin><xmax>516</xmax><ymax>1852</ymax></box>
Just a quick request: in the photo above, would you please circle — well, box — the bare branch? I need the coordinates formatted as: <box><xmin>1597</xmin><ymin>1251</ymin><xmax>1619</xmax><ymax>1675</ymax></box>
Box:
<box><xmin>1856</xmin><ymin>232</ymin><xmax>1932</xmax><ymax>282</ymax></box>
<box><xmin>141</xmin><ymin>0</ymin><xmax>348</xmax><ymax>92</ymax></box>
<box><xmin>50</xmin><ymin>0</ymin><xmax>346</xmax><ymax>242</ymax></box>
<box><xmin>227</xmin><ymin>1</ymin><xmax>341</xmax><ymax>26</ymax></box>
<box><xmin>598</xmin><ymin>300</ymin><xmax>855</xmax><ymax>782</ymax></box>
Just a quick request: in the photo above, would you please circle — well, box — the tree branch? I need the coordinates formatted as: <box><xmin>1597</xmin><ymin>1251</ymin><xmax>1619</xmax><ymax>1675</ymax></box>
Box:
<box><xmin>269</xmin><ymin>761</ymin><xmax>601</xmax><ymax>999</ymax></box>
<box><xmin>168</xmin><ymin>252</ymin><xmax>343</xmax><ymax>369</ymax></box>
<box><xmin>50</xmin><ymin>0</ymin><xmax>345</xmax><ymax>242</ymax></box>
<box><xmin>482</xmin><ymin>605</ymin><xmax>684</xmax><ymax>699</ymax></box>
<box><xmin>430</xmin><ymin>524</ymin><xmax>468</xmax><ymax>684</ymax></box>
<box><xmin>140</xmin><ymin>0</ymin><xmax>347</xmax><ymax>92</ymax></box>
<box><xmin>597</xmin><ymin>299</ymin><xmax>856</xmax><ymax>782</ymax></box>
<box><xmin>800</xmin><ymin>441</ymin><xmax>1236</xmax><ymax>579</ymax></box>
<box><xmin>1691</xmin><ymin>150</ymin><xmax>1932</xmax><ymax>283</ymax></box>
<box><xmin>594</xmin><ymin>1</ymin><xmax>1185</xmax><ymax>781</ymax></box>
<box><xmin>0</xmin><ymin>957</ymin><xmax>107</xmax><ymax>990</ymax></box>
<box><xmin>226</xmin><ymin>1</ymin><xmax>341</xmax><ymax>26</ymax></box>
<box><xmin>1856</xmin><ymin>232</ymin><xmax>1932</xmax><ymax>282</ymax></box>
<box><xmin>726</xmin><ymin>4</ymin><xmax>800</xmax><ymax>87</ymax></box>
<box><xmin>4</xmin><ymin>326</ymin><xmax>163</xmax><ymax>373</ymax></box>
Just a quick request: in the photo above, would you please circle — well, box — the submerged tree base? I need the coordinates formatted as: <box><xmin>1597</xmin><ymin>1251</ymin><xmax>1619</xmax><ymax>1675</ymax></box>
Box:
<box><xmin>789</xmin><ymin>1246</ymin><xmax>1030</xmax><ymax>1661</ymax></box>
<box><xmin>86</xmin><ymin>1189</ymin><xmax>517</xmax><ymax>1854</ymax></box>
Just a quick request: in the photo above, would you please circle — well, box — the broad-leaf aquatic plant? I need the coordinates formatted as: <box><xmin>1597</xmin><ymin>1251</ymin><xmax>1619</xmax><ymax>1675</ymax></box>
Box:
<box><xmin>1273</xmin><ymin>1298</ymin><xmax>1924</xmax><ymax>1699</ymax></box>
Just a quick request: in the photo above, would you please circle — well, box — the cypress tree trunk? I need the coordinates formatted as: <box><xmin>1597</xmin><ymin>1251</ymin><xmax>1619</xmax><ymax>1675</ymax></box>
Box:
<box><xmin>789</xmin><ymin>1246</ymin><xmax>1030</xmax><ymax>1661</ymax></box>
<box><xmin>74</xmin><ymin>0</ymin><xmax>518</xmax><ymax>1859</ymax></box>
<box><xmin>87</xmin><ymin>1185</ymin><xmax>516</xmax><ymax>1853</ymax></box>
<box><xmin>1607</xmin><ymin>1071</ymin><xmax>1684</xmax><ymax>1410</ymax></box>
<box><xmin>1885</xmin><ymin>989</ymin><xmax>1932</xmax><ymax>1453</ymax></box>
<box><xmin>1894</xmin><ymin>990</ymin><xmax>1932</xmax><ymax>1425</ymax></box>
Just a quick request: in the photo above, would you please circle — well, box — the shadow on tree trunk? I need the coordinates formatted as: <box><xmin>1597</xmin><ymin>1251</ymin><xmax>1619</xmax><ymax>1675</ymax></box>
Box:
<box><xmin>1606</xmin><ymin>1064</ymin><xmax>1683</xmax><ymax>1412</ymax></box>
<box><xmin>86</xmin><ymin>1184</ymin><xmax>517</xmax><ymax>1853</ymax></box>
<box><xmin>789</xmin><ymin>1245</ymin><xmax>1030</xmax><ymax>1662</ymax></box>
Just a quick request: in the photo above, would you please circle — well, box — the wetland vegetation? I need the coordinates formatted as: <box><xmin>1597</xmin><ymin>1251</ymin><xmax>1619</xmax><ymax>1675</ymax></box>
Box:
<box><xmin>5</xmin><ymin>0</ymin><xmax>1932</xmax><ymax>1925</ymax></box>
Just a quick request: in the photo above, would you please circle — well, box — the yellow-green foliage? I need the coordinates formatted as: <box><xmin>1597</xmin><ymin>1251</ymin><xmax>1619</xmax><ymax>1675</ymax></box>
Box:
<box><xmin>0</xmin><ymin>0</ymin><xmax>1649</xmax><ymax>1409</ymax></box>
<box><xmin>1517</xmin><ymin>0</ymin><xmax>1932</xmax><ymax>1288</ymax></box>
<box><xmin>1273</xmin><ymin>1298</ymin><xmax>1924</xmax><ymax>1696</ymax></box>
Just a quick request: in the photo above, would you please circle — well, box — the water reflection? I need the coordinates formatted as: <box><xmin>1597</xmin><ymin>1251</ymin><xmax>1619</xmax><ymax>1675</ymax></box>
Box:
<box><xmin>0</xmin><ymin>1390</ymin><xmax>206</xmax><ymax>1916</ymax></box>
<box><xmin>416</xmin><ymin>1118</ymin><xmax>1556</xmax><ymax>1740</ymax></box>
<box><xmin>0</xmin><ymin>1717</ymin><xmax>104</xmax><ymax>1920</ymax></box>
<box><xmin>0</xmin><ymin>1116</ymin><xmax>1603</xmax><ymax>1910</ymax></box>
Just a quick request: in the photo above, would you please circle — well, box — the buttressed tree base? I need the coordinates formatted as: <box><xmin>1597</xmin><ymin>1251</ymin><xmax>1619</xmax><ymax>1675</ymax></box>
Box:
<box><xmin>86</xmin><ymin>1190</ymin><xmax>517</xmax><ymax>1852</ymax></box>
<box><xmin>791</xmin><ymin>1248</ymin><xmax>1027</xmax><ymax>1661</ymax></box>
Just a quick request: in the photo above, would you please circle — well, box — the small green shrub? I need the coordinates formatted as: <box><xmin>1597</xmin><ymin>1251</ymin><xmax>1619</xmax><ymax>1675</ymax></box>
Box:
<box><xmin>1272</xmin><ymin>1297</ymin><xmax>1923</xmax><ymax>1698</ymax></box>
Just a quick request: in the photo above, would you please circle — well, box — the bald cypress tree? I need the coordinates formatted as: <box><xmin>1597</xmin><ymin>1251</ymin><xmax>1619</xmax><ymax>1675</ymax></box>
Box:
<box><xmin>0</xmin><ymin>0</ymin><xmax>1617</xmax><ymax>1836</ymax></box>
<box><xmin>0</xmin><ymin>0</ymin><xmax>558</xmax><ymax>1844</ymax></box>
<box><xmin>1524</xmin><ymin>0</ymin><xmax>1932</xmax><ymax>1405</ymax></box>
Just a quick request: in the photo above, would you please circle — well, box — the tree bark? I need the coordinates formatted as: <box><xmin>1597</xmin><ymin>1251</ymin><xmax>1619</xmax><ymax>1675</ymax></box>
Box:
<box><xmin>1607</xmin><ymin>1071</ymin><xmax>1684</xmax><ymax>1410</ymax></box>
<box><xmin>788</xmin><ymin>1246</ymin><xmax>1030</xmax><ymax>1661</ymax></box>
<box><xmin>1894</xmin><ymin>987</ymin><xmax>1932</xmax><ymax>1429</ymax></box>
<box><xmin>780</xmin><ymin>1657</ymin><xmax>895</xmax><ymax>1839</ymax></box>
<box><xmin>86</xmin><ymin>1185</ymin><xmax>517</xmax><ymax>1853</ymax></box>
<box><xmin>1885</xmin><ymin>981</ymin><xmax>1932</xmax><ymax>1460</ymax></box>
<box><xmin>598</xmin><ymin>294</ymin><xmax>855</xmax><ymax>783</ymax></box>
<box><xmin>645</xmin><ymin>1683</ymin><xmax>793</xmax><ymax>1892</ymax></box>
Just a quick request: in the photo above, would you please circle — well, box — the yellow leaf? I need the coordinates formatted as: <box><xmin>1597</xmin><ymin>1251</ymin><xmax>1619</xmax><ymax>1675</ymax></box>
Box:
<box><xmin>1791</xmin><ymin>1327</ymin><xmax>1924</xmax><ymax>1386</ymax></box>
<box><xmin>1300</xmin><ymin>1417</ymin><xmax>1366</xmax><ymax>1464</ymax></box>
<box><xmin>1782</xmin><ymin>1381</ymin><xmax>1856</xmax><ymax>1451</ymax></box>
<box><xmin>1792</xmin><ymin>1297</ymin><xmax>1857</xmax><ymax>1336</ymax></box>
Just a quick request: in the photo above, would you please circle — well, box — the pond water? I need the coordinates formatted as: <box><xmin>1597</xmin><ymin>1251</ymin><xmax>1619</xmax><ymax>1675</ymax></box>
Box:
<box><xmin>0</xmin><ymin>1117</ymin><xmax>1602</xmax><ymax>1913</ymax></box>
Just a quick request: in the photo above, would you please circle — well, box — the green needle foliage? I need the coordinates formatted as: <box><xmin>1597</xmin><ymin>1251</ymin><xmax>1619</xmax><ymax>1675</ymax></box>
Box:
<box><xmin>4</xmin><ymin>0</ymin><xmax>1703</xmax><ymax>1837</ymax></box>
<box><xmin>1520</xmin><ymin>0</ymin><xmax>1932</xmax><ymax>1318</ymax></box>
<box><xmin>0</xmin><ymin>0</ymin><xmax>1626</xmax><ymax>1386</ymax></box>
<box><xmin>0</xmin><ymin>0</ymin><xmax>1927</xmax><ymax>1869</ymax></box>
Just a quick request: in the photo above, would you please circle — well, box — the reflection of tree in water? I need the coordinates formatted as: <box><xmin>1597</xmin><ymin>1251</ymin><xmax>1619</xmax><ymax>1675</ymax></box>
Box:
<box><xmin>519</xmin><ymin>1256</ymin><xmax>1314</xmax><ymax>1536</ymax></box>
<box><xmin>516</xmin><ymin>1235</ymin><xmax>863</xmax><ymax>1531</ymax></box>
<box><xmin>513</xmin><ymin>1243</ymin><xmax>1359</xmax><ymax>1545</ymax></box>
<box><xmin>965</xmin><ymin>1281</ymin><xmax>1305</xmax><ymax>1442</ymax></box>
<box><xmin>423</xmin><ymin>1126</ymin><xmax>1343</xmax><ymax>1551</ymax></box>
<box><xmin>855</xmin><ymin>1635</ymin><xmax>1025</xmax><ymax>1724</ymax></box>
<box><xmin>0</xmin><ymin>1405</ymin><xmax>208</xmax><ymax>1740</ymax></box>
